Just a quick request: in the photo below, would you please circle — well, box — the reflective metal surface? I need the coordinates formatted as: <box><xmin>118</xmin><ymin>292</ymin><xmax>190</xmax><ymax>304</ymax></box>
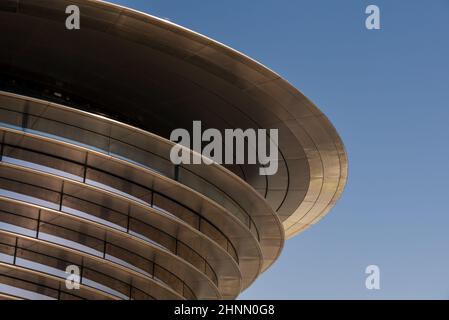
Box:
<box><xmin>0</xmin><ymin>92</ymin><xmax>275</xmax><ymax>291</ymax></box>
<box><xmin>0</xmin><ymin>0</ymin><xmax>348</xmax><ymax>299</ymax></box>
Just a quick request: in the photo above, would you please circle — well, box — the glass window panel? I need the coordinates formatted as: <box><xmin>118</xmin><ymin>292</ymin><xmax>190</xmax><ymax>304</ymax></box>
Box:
<box><xmin>0</xmin><ymin>108</ymin><xmax>23</xmax><ymax>128</ymax></box>
<box><xmin>205</xmin><ymin>262</ymin><xmax>218</xmax><ymax>286</ymax></box>
<box><xmin>83</xmin><ymin>267</ymin><xmax>130</xmax><ymax>299</ymax></box>
<box><xmin>86</xmin><ymin>169</ymin><xmax>152</xmax><ymax>205</ymax></box>
<box><xmin>129</xmin><ymin>218</ymin><xmax>175</xmax><ymax>252</ymax></box>
<box><xmin>199</xmin><ymin>219</ymin><xmax>227</xmax><ymax>249</ymax></box>
<box><xmin>227</xmin><ymin>242</ymin><xmax>238</xmax><ymax>263</ymax></box>
<box><xmin>131</xmin><ymin>287</ymin><xmax>153</xmax><ymax>300</ymax></box>
<box><xmin>0</xmin><ymin>210</ymin><xmax>38</xmax><ymax>232</ymax></box>
<box><xmin>27</xmin><ymin>115</ymin><xmax>110</xmax><ymax>152</ymax></box>
<box><xmin>183</xmin><ymin>284</ymin><xmax>196</xmax><ymax>300</ymax></box>
<box><xmin>109</xmin><ymin>140</ymin><xmax>174</xmax><ymax>179</ymax></box>
<box><xmin>177</xmin><ymin>242</ymin><xmax>205</xmax><ymax>274</ymax></box>
<box><xmin>62</xmin><ymin>195</ymin><xmax>128</xmax><ymax>230</ymax></box>
<box><xmin>153</xmin><ymin>265</ymin><xmax>183</xmax><ymax>295</ymax></box>
<box><xmin>153</xmin><ymin>194</ymin><xmax>199</xmax><ymax>229</ymax></box>
<box><xmin>0</xmin><ymin>177</ymin><xmax>61</xmax><ymax>209</ymax></box>
<box><xmin>0</xmin><ymin>275</ymin><xmax>59</xmax><ymax>300</ymax></box>
<box><xmin>38</xmin><ymin>223</ymin><xmax>104</xmax><ymax>254</ymax></box>
<box><xmin>106</xmin><ymin>244</ymin><xmax>153</xmax><ymax>275</ymax></box>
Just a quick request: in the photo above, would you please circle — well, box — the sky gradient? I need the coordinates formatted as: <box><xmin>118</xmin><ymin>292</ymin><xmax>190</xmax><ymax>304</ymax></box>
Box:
<box><xmin>109</xmin><ymin>0</ymin><xmax>449</xmax><ymax>299</ymax></box>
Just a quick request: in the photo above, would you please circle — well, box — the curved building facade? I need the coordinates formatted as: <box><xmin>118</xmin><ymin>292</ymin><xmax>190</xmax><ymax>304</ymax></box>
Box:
<box><xmin>0</xmin><ymin>0</ymin><xmax>348</xmax><ymax>300</ymax></box>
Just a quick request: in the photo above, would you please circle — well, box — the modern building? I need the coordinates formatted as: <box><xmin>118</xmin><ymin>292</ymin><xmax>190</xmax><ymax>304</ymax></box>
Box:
<box><xmin>0</xmin><ymin>0</ymin><xmax>348</xmax><ymax>300</ymax></box>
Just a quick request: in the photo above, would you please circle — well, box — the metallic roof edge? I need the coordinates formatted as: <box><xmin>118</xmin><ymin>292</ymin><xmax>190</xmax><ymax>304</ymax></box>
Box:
<box><xmin>89</xmin><ymin>0</ymin><xmax>348</xmax><ymax>239</ymax></box>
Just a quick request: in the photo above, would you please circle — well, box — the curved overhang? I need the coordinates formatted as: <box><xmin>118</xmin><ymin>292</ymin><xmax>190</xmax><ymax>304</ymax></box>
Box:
<box><xmin>1</xmin><ymin>91</ymin><xmax>285</xmax><ymax>299</ymax></box>
<box><xmin>0</xmin><ymin>0</ymin><xmax>348</xmax><ymax>240</ymax></box>
<box><xmin>0</xmin><ymin>90</ymin><xmax>279</xmax><ymax>284</ymax></box>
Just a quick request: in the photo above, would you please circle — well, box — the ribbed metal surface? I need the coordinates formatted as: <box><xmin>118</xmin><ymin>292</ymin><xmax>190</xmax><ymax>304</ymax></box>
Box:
<box><xmin>0</xmin><ymin>0</ymin><xmax>348</xmax><ymax>300</ymax></box>
<box><xmin>0</xmin><ymin>91</ymin><xmax>277</xmax><ymax>299</ymax></box>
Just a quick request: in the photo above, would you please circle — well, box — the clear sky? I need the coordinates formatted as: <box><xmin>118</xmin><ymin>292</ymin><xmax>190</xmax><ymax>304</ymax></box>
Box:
<box><xmin>109</xmin><ymin>0</ymin><xmax>449</xmax><ymax>299</ymax></box>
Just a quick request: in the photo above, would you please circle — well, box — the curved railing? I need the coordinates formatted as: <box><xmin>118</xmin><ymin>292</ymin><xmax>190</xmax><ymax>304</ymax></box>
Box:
<box><xmin>0</xmin><ymin>230</ymin><xmax>186</xmax><ymax>299</ymax></box>
<box><xmin>0</xmin><ymin>161</ymin><xmax>220</xmax><ymax>287</ymax></box>
<box><xmin>0</xmin><ymin>100</ymin><xmax>261</xmax><ymax>241</ymax></box>
<box><xmin>0</xmin><ymin>131</ymin><xmax>239</xmax><ymax>265</ymax></box>
<box><xmin>0</xmin><ymin>199</ymin><xmax>198</xmax><ymax>299</ymax></box>
<box><xmin>0</xmin><ymin>92</ymin><xmax>278</xmax><ymax>299</ymax></box>
<box><xmin>0</xmin><ymin>125</ymin><xmax>260</xmax><ymax>298</ymax></box>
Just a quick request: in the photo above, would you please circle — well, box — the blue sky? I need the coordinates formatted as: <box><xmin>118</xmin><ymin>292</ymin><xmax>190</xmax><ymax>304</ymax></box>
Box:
<box><xmin>110</xmin><ymin>0</ymin><xmax>449</xmax><ymax>299</ymax></box>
